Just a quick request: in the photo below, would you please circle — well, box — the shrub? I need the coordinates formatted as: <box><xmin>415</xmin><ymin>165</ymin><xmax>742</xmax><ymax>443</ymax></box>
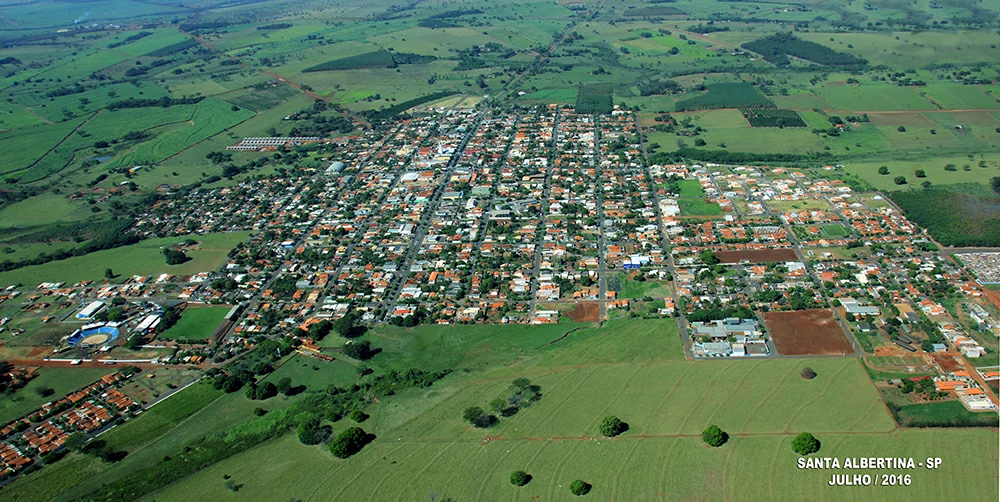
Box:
<box><xmin>510</xmin><ymin>470</ymin><xmax>531</xmax><ymax>486</ymax></box>
<box><xmin>570</xmin><ymin>479</ymin><xmax>592</xmax><ymax>496</ymax></box>
<box><xmin>349</xmin><ymin>410</ymin><xmax>369</xmax><ymax>423</ymax></box>
<box><xmin>599</xmin><ymin>416</ymin><xmax>628</xmax><ymax>437</ymax></box>
<box><xmin>800</xmin><ymin>367</ymin><xmax>817</xmax><ymax>380</ymax></box>
<box><xmin>701</xmin><ymin>425</ymin><xmax>728</xmax><ymax>447</ymax></box>
<box><xmin>791</xmin><ymin>432</ymin><xmax>821</xmax><ymax>456</ymax></box>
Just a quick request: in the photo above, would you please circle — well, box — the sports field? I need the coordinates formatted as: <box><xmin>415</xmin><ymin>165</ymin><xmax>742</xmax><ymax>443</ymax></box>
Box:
<box><xmin>158</xmin><ymin>306</ymin><xmax>231</xmax><ymax>342</ymax></box>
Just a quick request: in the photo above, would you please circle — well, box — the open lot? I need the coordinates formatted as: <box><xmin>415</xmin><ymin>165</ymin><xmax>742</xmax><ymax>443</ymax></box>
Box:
<box><xmin>765</xmin><ymin>309</ymin><xmax>854</xmax><ymax>356</ymax></box>
<box><xmin>715</xmin><ymin>249</ymin><xmax>798</xmax><ymax>264</ymax></box>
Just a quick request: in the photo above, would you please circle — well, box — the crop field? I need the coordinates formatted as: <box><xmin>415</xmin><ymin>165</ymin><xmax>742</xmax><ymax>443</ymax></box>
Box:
<box><xmin>0</xmin><ymin>193</ymin><xmax>89</xmax><ymax>227</ymax></box>
<box><xmin>158</xmin><ymin>306</ymin><xmax>231</xmax><ymax>342</ymax></box>
<box><xmin>765</xmin><ymin>309</ymin><xmax>854</xmax><ymax>356</ymax></box>
<box><xmin>817</xmin><ymin>85</ymin><xmax>935</xmax><ymax>112</ymax></box>
<box><xmin>0</xmin><ymin>231</ymin><xmax>248</xmax><ymax>285</ymax></box>
<box><xmin>0</xmin><ymin>367</ymin><xmax>112</xmax><ymax>425</ymax></box>
<box><xmin>675</xmin><ymin>83</ymin><xmax>774</xmax><ymax>112</ymax></box>
<box><xmin>107</xmin><ymin>99</ymin><xmax>254</xmax><ymax>168</ymax></box>
<box><xmin>741</xmin><ymin>109</ymin><xmax>807</xmax><ymax>128</ymax></box>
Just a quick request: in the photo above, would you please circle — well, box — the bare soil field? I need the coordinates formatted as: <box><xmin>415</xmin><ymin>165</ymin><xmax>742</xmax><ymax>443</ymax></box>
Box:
<box><xmin>565</xmin><ymin>302</ymin><xmax>600</xmax><ymax>322</ymax></box>
<box><xmin>765</xmin><ymin>309</ymin><xmax>853</xmax><ymax>355</ymax></box>
<box><xmin>715</xmin><ymin>249</ymin><xmax>798</xmax><ymax>263</ymax></box>
<box><xmin>932</xmin><ymin>354</ymin><xmax>963</xmax><ymax>373</ymax></box>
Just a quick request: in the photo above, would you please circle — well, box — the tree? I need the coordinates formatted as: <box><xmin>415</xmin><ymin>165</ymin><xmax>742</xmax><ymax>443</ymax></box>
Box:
<box><xmin>570</xmin><ymin>480</ymin><xmax>591</xmax><ymax>496</ymax></box>
<box><xmin>800</xmin><ymin>367</ymin><xmax>817</xmax><ymax>380</ymax></box>
<box><xmin>897</xmin><ymin>126</ymin><xmax>906</xmax><ymax>132</ymax></box>
<box><xmin>34</xmin><ymin>386</ymin><xmax>54</xmax><ymax>398</ymax></box>
<box><xmin>329</xmin><ymin>427</ymin><xmax>373</xmax><ymax>459</ymax></box>
<box><xmin>893</xmin><ymin>176</ymin><xmax>907</xmax><ymax>185</ymax></box>
<box><xmin>104</xmin><ymin>268</ymin><xmax>114</xmax><ymax>280</ymax></box>
<box><xmin>699</xmin><ymin>249</ymin><xmax>720</xmax><ymax>265</ymax></box>
<box><xmin>702</xmin><ymin>425</ymin><xmax>728</xmax><ymax>447</ymax></box>
<box><xmin>349</xmin><ymin>410</ymin><xmax>369</xmax><ymax>423</ymax></box>
<box><xmin>255</xmin><ymin>381</ymin><xmax>278</xmax><ymax>400</ymax></box>
<box><xmin>694</xmin><ymin>138</ymin><xmax>707</xmax><ymax>147</ymax></box>
<box><xmin>308</xmin><ymin>319</ymin><xmax>333</xmax><ymax>341</ymax></box>
<box><xmin>276</xmin><ymin>377</ymin><xmax>292</xmax><ymax>395</ymax></box>
<box><xmin>791</xmin><ymin>432</ymin><xmax>821</xmax><ymax>455</ymax></box>
<box><xmin>599</xmin><ymin>416</ymin><xmax>628</xmax><ymax>437</ymax></box>
<box><xmin>298</xmin><ymin>417</ymin><xmax>331</xmax><ymax>445</ymax></box>
<box><xmin>343</xmin><ymin>340</ymin><xmax>376</xmax><ymax>360</ymax></box>
<box><xmin>877</xmin><ymin>166</ymin><xmax>889</xmax><ymax>175</ymax></box>
<box><xmin>510</xmin><ymin>470</ymin><xmax>531</xmax><ymax>486</ymax></box>
<box><xmin>463</xmin><ymin>406</ymin><xmax>486</xmax><ymax>424</ymax></box>
<box><xmin>162</xmin><ymin>247</ymin><xmax>188</xmax><ymax>265</ymax></box>
<box><xmin>915</xmin><ymin>169</ymin><xmax>926</xmax><ymax>178</ymax></box>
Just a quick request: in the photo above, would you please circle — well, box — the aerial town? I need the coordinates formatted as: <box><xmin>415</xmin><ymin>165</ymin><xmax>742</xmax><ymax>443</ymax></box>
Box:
<box><xmin>0</xmin><ymin>104</ymin><xmax>996</xmax><ymax>489</ymax></box>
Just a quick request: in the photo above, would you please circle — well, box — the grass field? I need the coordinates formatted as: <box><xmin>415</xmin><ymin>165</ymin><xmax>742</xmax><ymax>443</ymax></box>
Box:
<box><xmin>100</xmin><ymin>380</ymin><xmax>223</xmax><ymax>453</ymax></box>
<box><xmin>679</xmin><ymin>198</ymin><xmax>723</xmax><ymax>216</ymax></box>
<box><xmin>131</xmin><ymin>319</ymin><xmax>993</xmax><ymax>501</ymax></box>
<box><xmin>0</xmin><ymin>367</ymin><xmax>112</xmax><ymax>425</ymax></box>
<box><xmin>141</xmin><ymin>428</ymin><xmax>997</xmax><ymax>502</ymax></box>
<box><xmin>158</xmin><ymin>306</ymin><xmax>230</xmax><ymax>342</ymax></box>
<box><xmin>0</xmin><ymin>232</ymin><xmax>248</xmax><ymax>286</ymax></box>
<box><xmin>0</xmin><ymin>193</ymin><xmax>90</xmax><ymax>227</ymax></box>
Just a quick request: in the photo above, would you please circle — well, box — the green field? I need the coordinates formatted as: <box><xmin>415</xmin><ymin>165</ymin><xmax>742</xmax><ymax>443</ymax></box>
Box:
<box><xmin>679</xmin><ymin>198</ymin><xmax>723</xmax><ymax>216</ymax></box>
<box><xmin>0</xmin><ymin>367</ymin><xmax>113</xmax><ymax>425</ymax></box>
<box><xmin>0</xmin><ymin>232</ymin><xmax>248</xmax><ymax>286</ymax></box>
<box><xmin>125</xmin><ymin>320</ymin><xmax>993</xmax><ymax>501</ymax></box>
<box><xmin>100</xmin><ymin>380</ymin><xmax>223</xmax><ymax>452</ymax></box>
<box><xmin>141</xmin><ymin>428</ymin><xmax>997</xmax><ymax>501</ymax></box>
<box><xmin>158</xmin><ymin>306</ymin><xmax>231</xmax><ymax>342</ymax></box>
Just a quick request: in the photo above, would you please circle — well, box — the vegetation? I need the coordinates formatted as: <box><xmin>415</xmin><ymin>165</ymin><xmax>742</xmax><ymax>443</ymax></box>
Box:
<box><xmin>570</xmin><ymin>479</ymin><xmax>592</xmax><ymax>496</ymax></box>
<box><xmin>510</xmin><ymin>470</ymin><xmax>531</xmax><ymax>486</ymax></box>
<box><xmin>599</xmin><ymin>415</ymin><xmax>628</xmax><ymax>437</ymax></box>
<box><xmin>329</xmin><ymin>427</ymin><xmax>373</xmax><ymax>459</ymax></box>
<box><xmin>576</xmin><ymin>84</ymin><xmax>613</xmax><ymax>114</ymax></box>
<box><xmin>791</xmin><ymin>432</ymin><xmax>821</xmax><ymax>456</ymax></box>
<box><xmin>701</xmin><ymin>425</ymin><xmax>728</xmax><ymax>447</ymax></box>
<box><xmin>891</xmin><ymin>187</ymin><xmax>1000</xmax><ymax>247</ymax></box>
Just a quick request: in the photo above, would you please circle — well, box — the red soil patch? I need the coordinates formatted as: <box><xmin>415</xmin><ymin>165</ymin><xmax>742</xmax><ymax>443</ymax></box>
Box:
<box><xmin>765</xmin><ymin>309</ymin><xmax>853</xmax><ymax>355</ymax></box>
<box><xmin>932</xmin><ymin>354</ymin><xmax>962</xmax><ymax>373</ymax></box>
<box><xmin>982</xmin><ymin>287</ymin><xmax>1000</xmax><ymax>311</ymax></box>
<box><xmin>714</xmin><ymin>249</ymin><xmax>798</xmax><ymax>264</ymax></box>
<box><xmin>566</xmin><ymin>302</ymin><xmax>600</xmax><ymax>323</ymax></box>
<box><xmin>874</xmin><ymin>345</ymin><xmax>908</xmax><ymax>357</ymax></box>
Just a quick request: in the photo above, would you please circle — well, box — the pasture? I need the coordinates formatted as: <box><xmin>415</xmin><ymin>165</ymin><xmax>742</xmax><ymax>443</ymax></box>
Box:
<box><xmin>0</xmin><ymin>231</ymin><xmax>248</xmax><ymax>285</ymax></box>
